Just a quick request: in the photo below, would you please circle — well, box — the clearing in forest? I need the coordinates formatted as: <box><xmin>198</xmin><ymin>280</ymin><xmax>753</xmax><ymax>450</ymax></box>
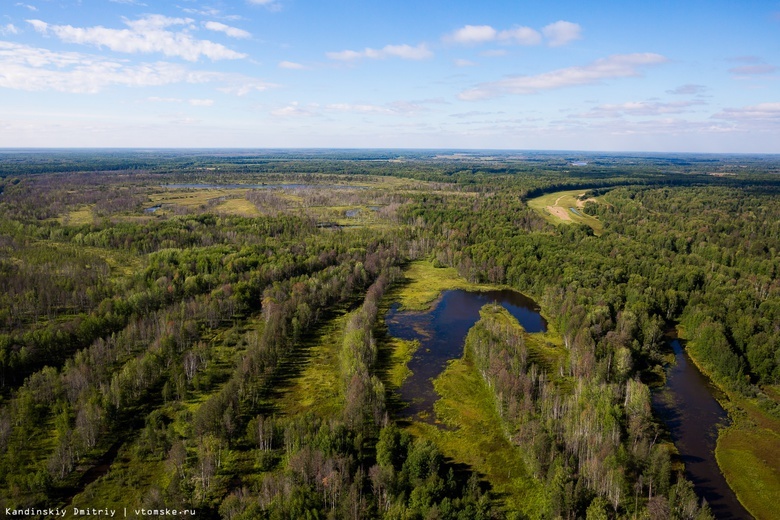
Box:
<box><xmin>527</xmin><ymin>189</ymin><xmax>604</xmax><ymax>234</ymax></box>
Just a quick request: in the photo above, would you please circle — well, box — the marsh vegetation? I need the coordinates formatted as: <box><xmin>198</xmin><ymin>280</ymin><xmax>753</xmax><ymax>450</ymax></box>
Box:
<box><xmin>0</xmin><ymin>150</ymin><xmax>778</xmax><ymax>519</ymax></box>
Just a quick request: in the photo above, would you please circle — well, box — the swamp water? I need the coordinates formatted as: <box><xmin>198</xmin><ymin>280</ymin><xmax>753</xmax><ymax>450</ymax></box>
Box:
<box><xmin>385</xmin><ymin>288</ymin><xmax>546</xmax><ymax>421</ymax></box>
<box><xmin>386</xmin><ymin>290</ymin><xmax>750</xmax><ymax>518</ymax></box>
<box><xmin>652</xmin><ymin>339</ymin><xmax>752</xmax><ymax>519</ymax></box>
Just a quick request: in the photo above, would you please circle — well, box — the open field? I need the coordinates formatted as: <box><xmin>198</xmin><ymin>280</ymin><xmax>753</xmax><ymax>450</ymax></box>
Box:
<box><xmin>527</xmin><ymin>189</ymin><xmax>604</xmax><ymax>234</ymax></box>
<box><xmin>61</xmin><ymin>205</ymin><xmax>95</xmax><ymax>225</ymax></box>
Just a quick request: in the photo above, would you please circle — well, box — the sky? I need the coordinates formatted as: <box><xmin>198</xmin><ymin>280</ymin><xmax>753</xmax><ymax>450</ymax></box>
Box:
<box><xmin>1</xmin><ymin>0</ymin><xmax>779</xmax><ymax>152</ymax></box>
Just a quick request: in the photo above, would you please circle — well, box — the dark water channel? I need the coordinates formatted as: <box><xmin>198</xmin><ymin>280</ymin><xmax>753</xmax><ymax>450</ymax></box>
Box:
<box><xmin>385</xmin><ymin>289</ymin><xmax>546</xmax><ymax>422</ymax></box>
<box><xmin>652</xmin><ymin>339</ymin><xmax>752</xmax><ymax>519</ymax></box>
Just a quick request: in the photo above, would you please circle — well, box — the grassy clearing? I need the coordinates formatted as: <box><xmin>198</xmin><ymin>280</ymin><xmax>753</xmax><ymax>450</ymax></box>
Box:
<box><xmin>527</xmin><ymin>189</ymin><xmax>604</xmax><ymax>234</ymax></box>
<box><xmin>214</xmin><ymin>197</ymin><xmax>261</xmax><ymax>217</ymax></box>
<box><xmin>60</xmin><ymin>205</ymin><xmax>95</xmax><ymax>226</ymax></box>
<box><xmin>716</xmin><ymin>393</ymin><xmax>780</xmax><ymax>520</ymax></box>
<box><xmin>148</xmin><ymin>188</ymin><xmax>245</xmax><ymax>212</ymax></box>
<box><xmin>276</xmin><ymin>312</ymin><xmax>349</xmax><ymax>418</ymax></box>
<box><xmin>718</xmin><ymin>425</ymin><xmax>780</xmax><ymax>520</ymax></box>
<box><xmin>385</xmin><ymin>260</ymin><xmax>499</xmax><ymax>311</ymax></box>
<box><xmin>409</xmin><ymin>357</ymin><xmax>549</xmax><ymax>518</ymax></box>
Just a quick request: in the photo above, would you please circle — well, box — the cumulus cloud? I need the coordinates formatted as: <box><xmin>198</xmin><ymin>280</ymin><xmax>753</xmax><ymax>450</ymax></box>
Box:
<box><xmin>444</xmin><ymin>25</ymin><xmax>497</xmax><ymax>45</ymax></box>
<box><xmin>1</xmin><ymin>24</ymin><xmax>19</xmax><ymax>35</ymax></box>
<box><xmin>444</xmin><ymin>21</ymin><xmax>576</xmax><ymax>47</ymax></box>
<box><xmin>498</xmin><ymin>26</ymin><xmax>543</xmax><ymax>45</ymax></box>
<box><xmin>541</xmin><ymin>21</ymin><xmax>582</xmax><ymax>47</ymax></box>
<box><xmin>27</xmin><ymin>15</ymin><xmax>247</xmax><ymax>61</ymax></box>
<box><xmin>203</xmin><ymin>21</ymin><xmax>251</xmax><ymax>39</ymax></box>
<box><xmin>189</xmin><ymin>98</ymin><xmax>214</xmax><ymax>106</ymax></box>
<box><xmin>326</xmin><ymin>43</ymin><xmax>432</xmax><ymax>61</ymax></box>
<box><xmin>459</xmin><ymin>53</ymin><xmax>668</xmax><ymax>100</ymax></box>
<box><xmin>0</xmin><ymin>41</ymin><xmax>271</xmax><ymax>94</ymax></box>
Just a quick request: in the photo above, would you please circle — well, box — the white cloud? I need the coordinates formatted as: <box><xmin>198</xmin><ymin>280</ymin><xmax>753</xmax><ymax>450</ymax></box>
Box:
<box><xmin>729</xmin><ymin>64</ymin><xmax>778</xmax><ymax>75</ymax></box>
<box><xmin>145</xmin><ymin>97</ymin><xmax>181</xmax><ymax>103</ymax></box>
<box><xmin>189</xmin><ymin>98</ymin><xmax>214</xmax><ymax>106</ymax></box>
<box><xmin>27</xmin><ymin>15</ymin><xmax>247</xmax><ymax>61</ymax></box>
<box><xmin>15</xmin><ymin>3</ymin><xmax>37</xmax><ymax>11</ymax></box>
<box><xmin>248</xmin><ymin>0</ymin><xmax>282</xmax><ymax>11</ymax></box>
<box><xmin>573</xmin><ymin>100</ymin><xmax>706</xmax><ymax>118</ymax></box>
<box><xmin>444</xmin><ymin>21</ymin><xmax>575</xmax><ymax>47</ymax></box>
<box><xmin>271</xmin><ymin>101</ymin><xmax>319</xmax><ymax>117</ymax></box>
<box><xmin>1</xmin><ymin>24</ymin><xmax>19</xmax><ymax>35</ymax></box>
<box><xmin>326</xmin><ymin>43</ymin><xmax>432</xmax><ymax>61</ymax></box>
<box><xmin>459</xmin><ymin>53</ymin><xmax>668</xmax><ymax>100</ymax></box>
<box><xmin>203</xmin><ymin>21</ymin><xmax>251</xmax><ymax>39</ymax></box>
<box><xmin>278</xmin><ymin>60</ymin><xmax>305</xmax><ymax>69</ymax></box>
<box><xmin>713</xmin><ymin>103</ymin><xmax>780</xmax><ymax>120</ymax></box>
<box><xmin>217</xmin><ymin>78</ymin><xmax>277</xmax><ymax>96</ymax></box>
<box><xmin>542</xmin><ymin>21</ymin><xmax>582</xmax><ymax>47</ymax></box>
<box><xmin>444</xmin><ymin>25</ymin><xmax>497</xmax><ymax>45</ymax></box>
<box><xmin>0</xmin><ymin>41</ymin><xmax>272</xmax><ymax>95</ymax></box>
<box><xmin>454</xmin><ymin>59</ymin><xmax>477</xmax><ymax>67</ymax></box>
<box><xmin>498</xmin><ymin>26</ymin><xmax>542</xmax><ymax>45</ymax></box>
<box><xmin>481</xmin><ymin>49</ymin><xmax>508</xmax><ymax>57</ymax></box>
<box><xmin>326</xmin><ymin>103</ymin><xmax>393</xmax><ymax>114</ymax></box>
<box><xmin>667</xmin><ymin>84</ymin><xmax>706</xmax><ymax>95</ymax></box>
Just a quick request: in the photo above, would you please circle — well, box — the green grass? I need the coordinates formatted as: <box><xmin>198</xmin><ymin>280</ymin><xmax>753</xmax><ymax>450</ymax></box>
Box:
<box><xmin>214</xmin><ymin>197</ymin><xmax>261</xmax><ymax>217</ymax></box>
<box><xmin>384</xmin><ymin>260</ymin><xmax>500</xmax><ymax>311</ymax></box>
<box><xmin>527</xmin><ymin>189</ymin><xmax>604</xmax><ymax>234</ymax></box>
<box><xmin>718</xmin><ymin>425</ymin><xmax>780</xmax><ymax>520</ymax></box>
<box><xmin>409</xmin><ymin>357</ymin><xmax>549</xmax><ymax>518</ymax></box>
<box><xmin>381</xmin><ymin>265</ymin><xmax>556</xmax><ymax>518</ymax></box>
<box><xmin>276</xmin><ymin>312</ymin><xmax>349</xmax><ymax>418</ymax></box>
<box><xmin>60</xmin><ymin>205</ymin><xmax>95</xmax><ymax>226</ymax></box>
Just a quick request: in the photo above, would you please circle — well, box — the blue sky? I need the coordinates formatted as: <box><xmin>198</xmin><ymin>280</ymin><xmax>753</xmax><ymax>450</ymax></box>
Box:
<box><xmin>1</xmin><ymin>0</ymin><xmax>779</xmax><ymax>152</ymax></box>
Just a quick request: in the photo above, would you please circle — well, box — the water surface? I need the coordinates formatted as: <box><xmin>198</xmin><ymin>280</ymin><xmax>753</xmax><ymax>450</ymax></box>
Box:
<box><xmin>385</xmin><ymin>289</ymin><xmax>546</xmax><ymax>421</ymax></box>
<box><xmin>652</xmin><ymin>339</ymin><xmax>752</xmax><ymax>519</ymax></box>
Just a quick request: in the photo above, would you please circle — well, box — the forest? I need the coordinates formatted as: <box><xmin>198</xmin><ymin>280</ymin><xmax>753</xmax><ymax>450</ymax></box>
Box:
<box><xmin>0</xmin><ymin>149</ymin><xmax>778</xmax><ymax>519</ymax></box>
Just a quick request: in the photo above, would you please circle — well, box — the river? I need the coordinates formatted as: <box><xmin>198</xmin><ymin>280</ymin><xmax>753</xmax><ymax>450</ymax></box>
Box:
<box><xmin>386</xmin><ymin>289</ymin><xmax>751</xmax><ymax>518</ymax></box>
<box><xmin>652</xmin><ymin>338</ymin><xmax>751</xmax><ymax>519</ymax></box>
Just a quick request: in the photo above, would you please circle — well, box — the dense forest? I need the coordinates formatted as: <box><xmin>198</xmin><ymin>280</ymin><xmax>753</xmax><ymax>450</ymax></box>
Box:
<box><xmin>0</xmin><ymin>150</ymin><xmax>777</xmax><ymax>519</ymax></box>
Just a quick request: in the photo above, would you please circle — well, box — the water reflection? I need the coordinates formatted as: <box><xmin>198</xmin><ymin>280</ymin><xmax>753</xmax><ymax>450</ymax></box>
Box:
<box><xmin>652</xmin><ymin>339</ymin><xmax>752</xmax><ymax>519</ymax></box>
<box><xmin>385</xmin><ymin>289</ymin><xmax>546</xmax><ymax>422</ymax></box>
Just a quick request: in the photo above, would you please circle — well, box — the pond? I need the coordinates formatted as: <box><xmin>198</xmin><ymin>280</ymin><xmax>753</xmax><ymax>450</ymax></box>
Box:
<box><xmin>652</xmin><ymin>338</ymin><xmax>752</xmax><ymax>519</ymax></box>
<box><xmin>385</xmin><ymin>288</ymin><xmax>546</xmax><ymax>422</ymax></box>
